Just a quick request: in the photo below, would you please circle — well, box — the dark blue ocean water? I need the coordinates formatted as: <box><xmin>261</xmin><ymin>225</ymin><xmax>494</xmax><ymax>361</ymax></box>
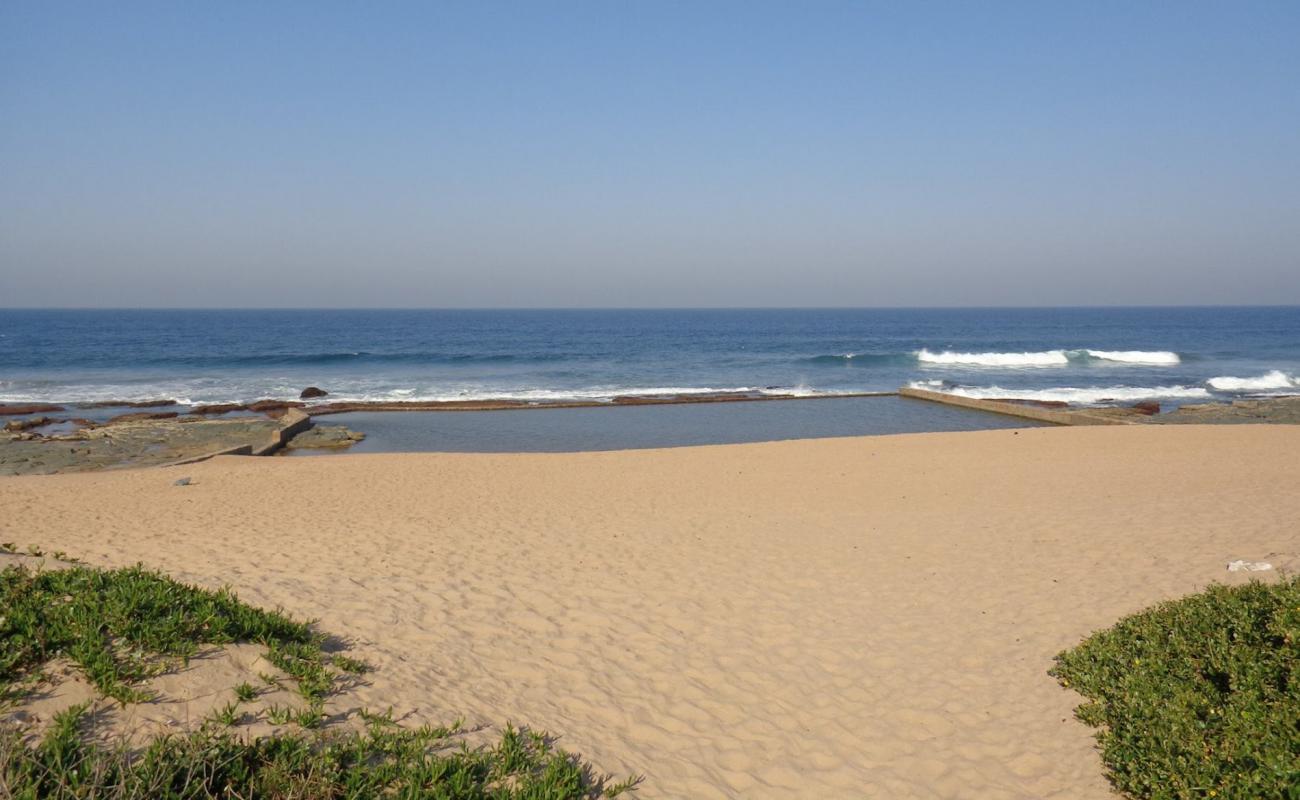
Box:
<box><xmin>1</xmin><ymin>308</ymin><xmax>1297</xmax><ymax>407</ymax></box>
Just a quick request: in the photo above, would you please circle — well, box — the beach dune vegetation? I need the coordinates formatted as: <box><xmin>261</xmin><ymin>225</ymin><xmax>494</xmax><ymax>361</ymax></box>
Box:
<box><xmin>1052</xmin><ymin>577</ymin><xmax>1300</xmax><ymax>800</ymax></box>
<box><xmin>0</xmin><ymin>560</ymin><xmax>636</xmax><ymax>799</ymax></box>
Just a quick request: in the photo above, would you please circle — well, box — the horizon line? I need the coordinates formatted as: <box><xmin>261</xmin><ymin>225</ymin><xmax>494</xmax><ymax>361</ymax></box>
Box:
<box><xmin>4</xmin><ymin>304</ymin><xmax>1299</xmax><ymax>313</ymax></box>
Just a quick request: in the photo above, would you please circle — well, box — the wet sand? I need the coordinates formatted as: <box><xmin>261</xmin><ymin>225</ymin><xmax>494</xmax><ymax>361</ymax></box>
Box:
<box><xmin>1</xmin><ymin>425</ymin><xmax>1297</xmax><ymax>798</ymax></box>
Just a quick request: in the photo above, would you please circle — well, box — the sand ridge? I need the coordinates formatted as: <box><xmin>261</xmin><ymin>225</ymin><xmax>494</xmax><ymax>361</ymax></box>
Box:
<box><xmin>2</xmin><ymin>425</ymin><xmax>1297</xmax><ymax>798</ymax></box>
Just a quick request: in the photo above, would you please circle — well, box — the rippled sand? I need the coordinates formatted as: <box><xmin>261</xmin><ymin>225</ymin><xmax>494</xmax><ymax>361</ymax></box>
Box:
<box><xmin>2</xmin><ymin>425</ymin><xmax>1297</xmax><ymax>798</ymax></box>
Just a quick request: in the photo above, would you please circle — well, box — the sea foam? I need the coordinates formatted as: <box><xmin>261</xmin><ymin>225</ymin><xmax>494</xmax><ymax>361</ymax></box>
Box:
<box><xmin>915</xmin><ymin>348</ymin><xmax>1181</xmax><ymax>367</ymax></box>
<box><xmin>0</xmin><ymin>383</ymin><xmax>837</xmax><ymax>408</ymax></box>
<box><xmin>1206</xmin><ymin>371</ymin><xmax>1295</xmax><ymax>392</ymax></box>
<box><xmin>289</xmin><ymin>385</ymin><xmax>838</xmax><ymax>404</ymax></box>
<box><xmin>916</xmin><ymin>349</ymin><xmax>1069</xmax><ymax>367</ymax></box>
<box><xmin>1082</xmin><ymin>350</ymin><xmax>1181</xmax><ymax>365</ymax></box>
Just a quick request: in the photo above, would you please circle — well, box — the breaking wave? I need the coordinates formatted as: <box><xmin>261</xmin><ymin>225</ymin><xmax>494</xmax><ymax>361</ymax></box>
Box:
<box><xmin>917</xmin><ymin>349</ymin><xmax>1070</xmax><ymax>367</ymax></box>
<box><xmin>915</xmin><ymin>348</ymin><xmax>1182</xmax><ymax>368</ymax></box>
<box><xmin>1207</xmin><ymin>371</ymin><xmax>1296</xmax><ymax>392</ymax></box>
<box><xmin>1081</xmin><ymin>350</ymin><xmax>1181</xmax><ymax>365</ymax></box>
<box><xmin>316</xmin><ymin>385</ymin><xmax>841</xmax><ymax>403</ymax></box>
<box><xmin>0</xmin><ymin>382</ymin><xmax>844</xmax><ymax>408</ymax></box>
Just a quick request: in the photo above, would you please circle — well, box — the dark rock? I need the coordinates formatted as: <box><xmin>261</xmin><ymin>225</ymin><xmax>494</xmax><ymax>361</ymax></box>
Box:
<box><xmin>4</xmin><ymin>416</ymin><xmax>55</xmax><ymax>432</ymax></box>
<box><xmin>174</xmin><ymin>477</ymin><xmax>191</xmax><ymax>486</ymax></box>
<box><xmin>1155</xmin><ymin>395</ymin><xmax>1300</xmax><ymax>425</ymax></box>
<box><xmin>0</xmin><ymin>404</ymin><xmax>64</xmax><ymax>416</ymax></box>
<box><xmin>192</xmin><ymin>399</ymin><xmax>308</xmax><ymax>415</ymax></box>
<box><xmin>106</xmin><ymin>411</ymin><xmax>180</xmax><ymax>425</ymax></box>
<box><xmin>299</xmin><ymin>386</ymin><xmax>329</xmax><ymax>399</ymax></box>
<box><xmin>307</xmin><ymin>399</ymin><xmax>533</xmax><ymax>414</ymax></box>
<box><xmin>611</xmin><ymin>391</ymin><xmax>759</xmax><ymax>405</ymax></box>
<box><xmin>75</xmin><ymin>399</ymin><xmax>178</xmax><ymax>409</ymax></box>
<box><xmin>1130</xmin><ymin>401</ymin><xmax>1160</xmax><ymax>416</ymax></box>
<box><xmin>190</xmin><ymin>403</ymin><xmax>247</xmax><ymax>415</ymax></box>
<box><xmin>246</xmin><ymin>399</ymin><xmax>306</xmax><ymax>413</ymax></box>
<box><xmin>284</xmin><ymin>424</ymin><xmax>366</xmax><ymax>449</ymax></box>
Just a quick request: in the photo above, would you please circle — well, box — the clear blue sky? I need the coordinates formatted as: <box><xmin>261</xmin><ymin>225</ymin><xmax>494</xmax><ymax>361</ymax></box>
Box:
<box><xmin>2</xmin><ymin>1</ymin><xmax>1297</xmax><ymax>307</ymax></box>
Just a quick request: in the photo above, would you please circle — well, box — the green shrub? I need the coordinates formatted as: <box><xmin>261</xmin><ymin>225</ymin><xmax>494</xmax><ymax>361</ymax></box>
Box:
<box><xmin>1052</xmin><ymin>577</ymin><xmax>1300</xmax><ymax>799</ymax></box>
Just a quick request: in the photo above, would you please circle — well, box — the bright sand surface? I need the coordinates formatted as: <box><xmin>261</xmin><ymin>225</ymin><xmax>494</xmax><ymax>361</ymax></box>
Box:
<box><xmin>2</xmin><ymin>425</ymin><xmax>1298</xmax><ymax>798</ymax></box>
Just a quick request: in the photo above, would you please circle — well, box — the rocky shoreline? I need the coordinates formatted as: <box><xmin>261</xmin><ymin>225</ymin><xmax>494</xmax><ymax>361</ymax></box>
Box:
<box><xmin>3</xmin><ymin>389</ymin><xmax>1297</xmax><ymax>476</ymax></box>
<box><xmin>1147</xmin><ymin>395</ymin><xmax>1300</xmax><ymax>424</ymax></box>
<box><xmin>0</xmin><ymin>403</ymin><xmax>365</xmax><ymax>476</ymax></box>
<box><xmin>988</xmin><ymin>395</ymin><xmax>1300</xmax><ymax>425</ymax></box>
<box><xmin>901</xmin><ymin>388</ymin><xmax>1300</xmax><ymax>427</ymax></box>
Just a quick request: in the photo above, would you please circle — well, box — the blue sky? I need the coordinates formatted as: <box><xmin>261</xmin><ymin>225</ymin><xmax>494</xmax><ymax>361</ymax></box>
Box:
<box><xmin>2</xmin><ymin>1</ymin><xmax>1298</xmax><ymax>307</ymax></box>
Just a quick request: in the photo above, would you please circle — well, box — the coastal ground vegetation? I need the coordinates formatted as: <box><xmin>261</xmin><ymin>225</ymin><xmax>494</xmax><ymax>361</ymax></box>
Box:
<box><xmin>0</xmin><ymin>556</ymin><xmax>636</xmax><ymax>798</ymax></box>
<box><xmin>1052</xmin><ymin>577</ymin><xmax>1300</xmax><ymax>799</ymax></box>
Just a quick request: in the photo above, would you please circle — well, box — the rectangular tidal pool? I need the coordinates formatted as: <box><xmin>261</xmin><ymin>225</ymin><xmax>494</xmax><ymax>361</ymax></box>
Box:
<box><xmin>294</xmin><ymin>395</ymin><xmax>1045</xmax><ymax>454</ymax></box>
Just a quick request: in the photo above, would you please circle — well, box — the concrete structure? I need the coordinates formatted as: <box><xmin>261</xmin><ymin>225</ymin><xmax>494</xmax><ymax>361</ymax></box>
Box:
<box><xmin>160</xmin><ymin>409</ymin><xmax>315</xmax><ymax>468</ymax></box>
<box><xmin>164</xmin><ymin>444</ymin><xmax>255</xmax><ymax>467</ymax></box>
<box><xmin>251</xmin><ymin>409</ymin><xmax>314</xmax><ymax>456</ymax></box>
<box><xmin>898</xmin><ymin>386</ymin><xmax>1133</xmax><ymax>426</ymax></box>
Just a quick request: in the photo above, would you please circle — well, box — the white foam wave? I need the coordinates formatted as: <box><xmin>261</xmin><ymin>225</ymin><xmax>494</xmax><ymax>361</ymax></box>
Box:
<box><xmin>1206</xmin><ymin>371</ymin><xmax>1295</xmax><ymax>392</ymax></box>
<box><xmin>911</xmin><ymin>382</ymin><xmax>1210</xmax><ymax>405</ymax></box>
<box><xmin>917</xmin><ymin>349</ymin><xmax>1069</xmax><ymax>367</ymax></box>
<box><xmin>1083</xmin><ymin>350</ymin><xmax>1181</xmax><ymax>365</ymax></box>
<box><xmin>0</xmin><ymin>378</ymin><xmax>856</xmax><ymax>407</ymax></box>
<box><xmin>0</xmin><ymin>387</ymin><xmax>201</xmax><ymax>406</ymax></box>
<box><xmin>776</xmin><ymin>384</ymin><xmax>823</xmax><ymax>397</ymax></box>
<box><xmin>299</xmin><ymin>385</ymin><xmax>844</xmax><ymax>404</ymax></box>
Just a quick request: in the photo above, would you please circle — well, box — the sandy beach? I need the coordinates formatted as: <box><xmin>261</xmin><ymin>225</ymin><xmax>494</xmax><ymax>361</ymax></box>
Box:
<box><xmin>2</xmin><ymin>424</ymin><xmax>1297</xmax><ymax>798</ymax></box>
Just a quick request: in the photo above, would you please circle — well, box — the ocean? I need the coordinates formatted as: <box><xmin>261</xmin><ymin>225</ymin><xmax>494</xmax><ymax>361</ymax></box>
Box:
<box><xmin>1</xmin><ymin>307</ymin><xmax>1297</xmax><ymax>408</ymax></box>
